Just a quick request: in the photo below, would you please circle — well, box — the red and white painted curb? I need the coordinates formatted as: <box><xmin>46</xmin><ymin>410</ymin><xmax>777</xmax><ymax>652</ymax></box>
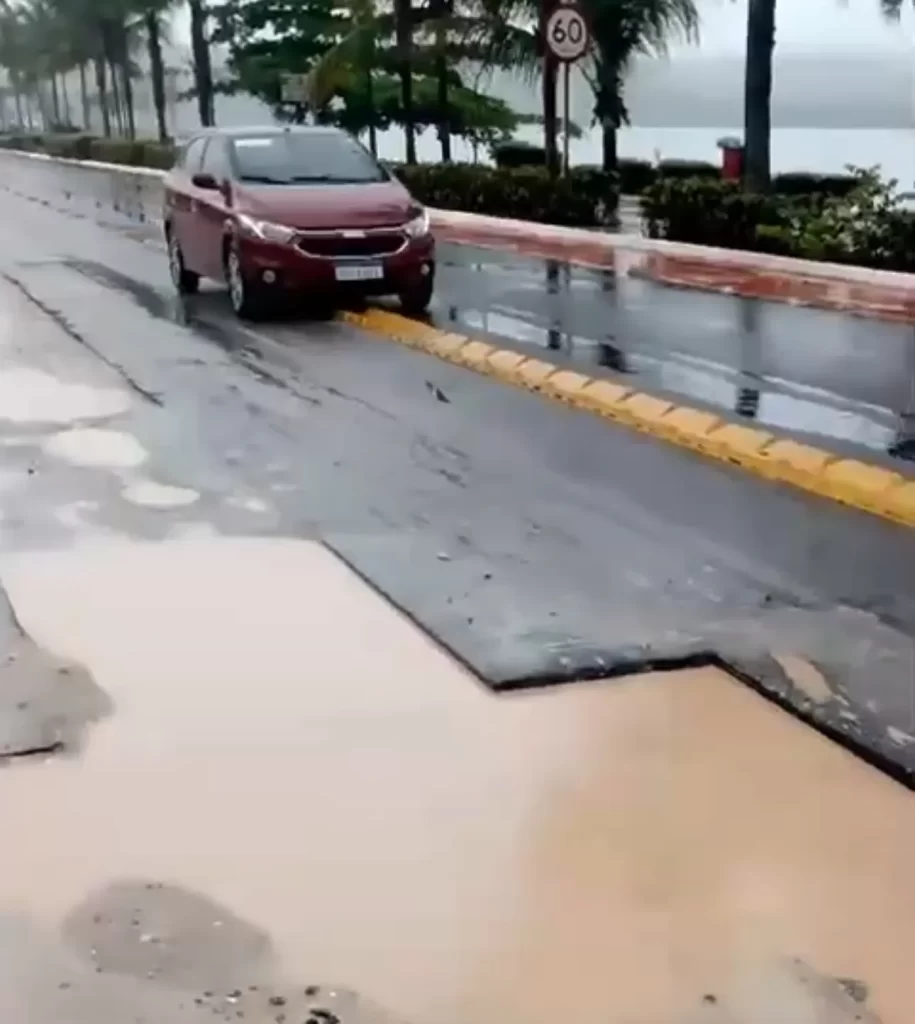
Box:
<box><xmin>430</xmin><ymin>209</ymin><xmax>915</xmax><ymax>325</ymax></box>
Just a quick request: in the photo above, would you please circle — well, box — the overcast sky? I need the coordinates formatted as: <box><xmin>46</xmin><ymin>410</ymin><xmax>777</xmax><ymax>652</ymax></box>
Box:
<box><xmin>678</xmin><ymin>0</ymin><xmax>914</xmax><ymax>54</ymax></box>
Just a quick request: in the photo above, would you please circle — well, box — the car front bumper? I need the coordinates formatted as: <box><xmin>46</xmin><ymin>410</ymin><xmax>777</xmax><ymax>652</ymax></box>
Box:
<box><xmin>236</xmin><ymin>232</ymin><xmax>435</xmax><ymax>296</ymax></box>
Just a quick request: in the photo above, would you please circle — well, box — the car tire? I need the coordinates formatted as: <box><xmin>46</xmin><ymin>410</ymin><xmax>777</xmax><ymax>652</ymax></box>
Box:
<box><xmin>398</xmin><ymin>276</ymin><xmax>434</xmax><ymax>316</ymax></box>
<box><xmin>167</xmin><ymin>228</ymin><xmax>200</xmax><ymax>295</ymax></box>
<box><xmin>224</xmin><ymin>240</ymin><xmax>264</xmax><ymax>321</ymax></box>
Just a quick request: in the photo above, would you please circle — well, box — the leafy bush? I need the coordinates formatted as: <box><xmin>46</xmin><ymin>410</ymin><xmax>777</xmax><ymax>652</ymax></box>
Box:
<box><xmin>760</xmin><ymin>168</ymin><xmax>914</xmax><ymax>271</ymax></box>
<box><xmin>492</xmin><ymin>141</ymin><xmax>546</xmax><ymax>169</ymax></box>
<box><xmin>86</xmin><ymin>137</ymin><xmax>175</xmax><ymax>168</ymax></box>
<box><xmin>643</xmin><ymin>176</ymin><xmax>791</xmax><ymax>250</ymax></box>
<box><xmin>656</xmin><ymin>158</ymin><xmax>719</xmax><ymax>181</ymax></box>
<box><xmin>617</xmin><ymin>158</ymin><xmax>655</xmax><ymax>194</ymax></box>
<box><xmin>641</xmin><ymin>168</ymin><xmax>915</xmax><ymax>272</ymax></box>
<box><xmin>395</xmin><ymin>162</ymin><xmax>619</xmax><ymax>227</ymax></box>
<box><xmin>772</xmin><ymin>171</ymin><xmax>858</xmax><ymax>198</ymax></box>
<box><xmin>0</xmin><ymin>132</ymin><xmax>175</xmax><ymax>168</ymax></box>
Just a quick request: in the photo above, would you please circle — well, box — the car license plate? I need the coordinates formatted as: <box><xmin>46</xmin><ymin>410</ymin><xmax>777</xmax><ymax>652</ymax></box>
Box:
<box><xmin>335</xmin><ymin>264</ymin><xmax>384</xmax><ymax>282</ymax></box>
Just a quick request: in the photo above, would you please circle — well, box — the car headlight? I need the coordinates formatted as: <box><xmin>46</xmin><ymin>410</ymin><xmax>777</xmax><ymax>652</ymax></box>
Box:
<box><xmin>236</xmin><ymin>213</ymin><xmax>297</xmax><ymax>244</ymax></box>
<box><xmin>403</xmin><ymin>208</ymin><xmax>430</xmax><ymax>239</ymax></box>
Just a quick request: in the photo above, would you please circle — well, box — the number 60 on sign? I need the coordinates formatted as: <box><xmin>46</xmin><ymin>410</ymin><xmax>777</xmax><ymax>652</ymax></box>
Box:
<box><xmin>545</xmin><ymin>3</ymin><xmax>589</xmax><ymax>62</ymax></box>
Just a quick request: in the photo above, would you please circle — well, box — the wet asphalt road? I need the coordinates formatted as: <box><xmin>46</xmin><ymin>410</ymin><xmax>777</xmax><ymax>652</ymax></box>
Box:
<box><xmin>428</xmin><ymin>243</ymin><xmax>915</xmax><ymax>466</ymax></box>
<box><xmin>0</xmin><ymin>182</ymin><xmax>913</xmax><ymax>781</ymax></box>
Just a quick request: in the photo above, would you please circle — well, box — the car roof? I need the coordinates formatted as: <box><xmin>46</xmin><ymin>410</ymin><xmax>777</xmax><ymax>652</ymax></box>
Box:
<box><xmin>180</xmin><ymin>125</ymin><xmax>347</xmax><ymax>145</ymax></box>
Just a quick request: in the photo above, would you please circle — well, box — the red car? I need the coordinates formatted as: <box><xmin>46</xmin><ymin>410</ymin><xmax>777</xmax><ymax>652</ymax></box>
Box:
<box><xmin>163</xmin><ymin>126</ymin><xmax>435</xmax><ymax>319</ymax></box>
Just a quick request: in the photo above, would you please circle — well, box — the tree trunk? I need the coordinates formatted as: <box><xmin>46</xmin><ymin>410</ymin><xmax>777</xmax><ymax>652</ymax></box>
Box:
<box><xmin>743</xmin><ymin>0</ymin><xmax>776</xmax><ymax>191</ymax></box>
<box><xmin>117</xmin><ymin>22</ymin><xmax>136</xmax><ymax>139</ymax></box>
<box><xmin>601</xmin><ymin>122</ymin><xmax>617</xmax><ymax>173</ymax></box>
<box><xmin>145</xmin><ymin>11</ymin><xmax>168</xmax><ymax>142</ymax></box>
<box><xmin>94</xmin><ymin>58</ymin><xmax>111</xmax><ymax>136</ymax></box>
<box><xmin>121</xmin><ymin>64</ymin><xmax>135</xmax><ymax>139</ymax></box>
<box><xmin>434</xmin><ymin>0</ymin><xmax>451</xmax><ymax>162</ymax></box>
<box><xmin>365</xmin><ymin>67</ymin><xmax>377</xmax><ymax>155</ymax></box>
<box><xmin>37</xmin><ymin>84</ymin><xmax>52</xmax><ymax>128</ymax></box>
<box><xmin>109</xmin><ymin>59</ymin><xmax>124</xmax><ymax>134</ymax></box>
<box><xmin>542</xmin><ymin>59</ymin><xmax>558</xmax><ymax>177</ymax></box>
<box><xmin>13</xmin><ymin>85</ymin><xmax>23</xmax><ymax>128</ymax></box>
<box><xmin>394</xmin><ymin>0</ymin><xmax>415</xmax><ymax>164</ymax></box>
<box><xmin>188</xmin><ymin>0</ymin><xmax>215</xmax><ymax>126</ymax></box>
<box><xmin>60</xmin><ymin>73</ymin><xmax>72</xmax><ymax>124</ymax></box>
<box><xmin>79</xmin><ymin>62</ymin><xmax>90</xmax><ymax>129</ymax></box>
<box><xmin>49</xmin><ymin>74</ymin><xmax>60</xmax><ymax>125</ymax></box>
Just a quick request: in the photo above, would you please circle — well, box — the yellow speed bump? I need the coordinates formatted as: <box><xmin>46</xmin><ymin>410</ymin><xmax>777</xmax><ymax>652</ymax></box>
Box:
<box><xmin>344</xmin><ymin>307</ymin><xmax>915</xmax><ymax>528</ymax></box>
<box><xmin>541</xmin><ymin>369</ymin><xmax>592</xmax><ymax>404</ymax></box>
<box><xmin>515</xmin><ymin>359</ymin><xmax>558</xmax><ymax>391</ymax></box>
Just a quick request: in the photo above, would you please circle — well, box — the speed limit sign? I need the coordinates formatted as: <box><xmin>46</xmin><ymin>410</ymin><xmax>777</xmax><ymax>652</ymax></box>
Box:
<box><xmin>545</xmin><ymin>2</ymin><xmax>590</xmax><ymax>62</ymax></box>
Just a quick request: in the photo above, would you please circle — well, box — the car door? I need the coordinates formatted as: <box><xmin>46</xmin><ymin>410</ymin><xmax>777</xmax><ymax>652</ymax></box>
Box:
<box><xmin>192</xmin><ymin>137</ymin><xmax>234</xmax><ymax>282</ymax></box>
<box><xmin>166</xmin><ymin>136</ymin><xmax>207</xmax><ymax>272</ymax></box>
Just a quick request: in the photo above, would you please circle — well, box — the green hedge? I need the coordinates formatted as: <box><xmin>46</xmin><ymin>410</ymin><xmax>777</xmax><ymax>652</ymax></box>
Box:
<box><xmin>641</xmin><ymin>174</ymin><xmax>915</xmax><ymax>273</ymax></box>
<box><xmin>617</xmin><ymin>158</ymin><xmax>656</xmax><ymax>194</ymax></box>
<box><xmin>618</xmin><ymin>162</ymin><xmax>858</xmax><ymax>199</ymax></box>
<box><xmin>771</xmin><ymin>171</ymin><xmax>859</xmax><ymax>198</ymax></box>
<box><xmin>655</xmin><ymin>158</ymin><xmax>720</xmax><ymax>181</ymax></box>
<box><xmin>0</xmin><ymin>133</ymin><xmax>176</xmax><ymax>168</ymax></box>
<box><xmin>492</xmin><ymin>141</ymin><xmax>547</xmax><ymax>169</ymax></box>
<box><xmin>394</xmin><ymin>162</ymin><xmax>619</xmax><ymax>227</ymax></box>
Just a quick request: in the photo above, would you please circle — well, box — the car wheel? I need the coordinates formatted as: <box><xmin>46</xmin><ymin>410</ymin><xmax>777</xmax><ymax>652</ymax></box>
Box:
<box><xmin>167</xmin><ymin>229</ymin><xmax>200</xmax><ymax>295</ymax></box>
<box><xmin>225</xmin><ymin>241</ymin><xmax>263</xmax><ymax>320</ymax></box>
<box><xmin>399</xmin><ymin>276</ymin><xmax>434</xmax><ymax>316</ymax></box>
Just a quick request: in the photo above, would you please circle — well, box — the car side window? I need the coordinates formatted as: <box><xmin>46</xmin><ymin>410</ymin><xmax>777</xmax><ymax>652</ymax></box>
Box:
<box><xmin>200</xmin><ymin>139</ymin><xmax>230</xmax><ymax>183</ymax></box>
<box><xmin>182</xmin><ymin>138</ymin><xmax>206</xmax><ymax>175</ymax></box>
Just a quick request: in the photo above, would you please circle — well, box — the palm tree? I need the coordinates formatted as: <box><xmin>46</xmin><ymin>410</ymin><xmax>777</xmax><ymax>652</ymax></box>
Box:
<box><xmin>742</xmin><ymin>0</ymin><xmax>775</xmax><ymax>190</ymax></box>
<box><xmin>587</xmin><ymin>0</ymin><xmax>698</xmax><ymax>172</ymax></box>
<box><xmin>433</xmin><ymin>0</ymin><xmax>453</xmax><ymax>161</ymax></box>
<box><xmin>0</xmin><ymin>1</ymin><xmax>29</xmax><ymax>126</ymax></box>
<box><xmin>473</xmin><ymin>0</ymin><xmax>697</xmax><ymax>175</ymax></box>
<box><xmin>393</xmin><ymin>0</ymin><xmax>415</xmax><ymax>162</ymax></box>
<box><xmin>142</xmin><ymin>5</ymin><xmax>169</xmax><ymax>140</ymax></box>
<box><xmin>744</xmin><ymin>0</ymin><xmax>911</xmax><ymax>190</ymax></box>
<box><xmin>188</xmin><ymin>0</ymin><xmax>214</xmax><ymax>125</ymax></box>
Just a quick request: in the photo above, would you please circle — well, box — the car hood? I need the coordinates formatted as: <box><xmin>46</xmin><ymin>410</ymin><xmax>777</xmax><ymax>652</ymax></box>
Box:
<box><xmin>234</xmin><ymin>180</ymin><xmax>416</xmax><ymax>230</ymax></box>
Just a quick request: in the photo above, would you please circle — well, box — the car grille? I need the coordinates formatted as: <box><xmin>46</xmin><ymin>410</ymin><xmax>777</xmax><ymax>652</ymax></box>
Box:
<box><xmin>296</xmin><ymin>232</ymin><xmax>406</xmax><ymax>259</ymax></box>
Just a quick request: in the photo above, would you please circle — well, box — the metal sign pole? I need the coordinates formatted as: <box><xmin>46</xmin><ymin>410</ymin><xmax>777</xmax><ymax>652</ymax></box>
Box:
<box><xmin>563</xmin><ymin>62</ymin><xmax>571</xmax><ymax>176</ymax></box>
<box><xmin>540</xmin><ymin>0</ymin><xmax>559</xmax><ymax>179</ymax></box>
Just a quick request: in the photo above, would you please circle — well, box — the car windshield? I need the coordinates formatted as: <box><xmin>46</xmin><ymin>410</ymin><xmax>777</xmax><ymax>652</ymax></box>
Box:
<box><xmin>231</xmin><ymin>133</ymin><xmax>388</xmax><ymax>185</ymax></box>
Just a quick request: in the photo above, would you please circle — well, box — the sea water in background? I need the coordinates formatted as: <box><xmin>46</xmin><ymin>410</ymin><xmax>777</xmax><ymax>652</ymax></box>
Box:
<box><xmin>374</xmin><ymin>126</ymin><xmax>915</xmax><ymax>187</ymax></box>
<box><xmin>159</xmin><ymin>57</ymin><xmax>914</xmax><ymax>187</ymax></box>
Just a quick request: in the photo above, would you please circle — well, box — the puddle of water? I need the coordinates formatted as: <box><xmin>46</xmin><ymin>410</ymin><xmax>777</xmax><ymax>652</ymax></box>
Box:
<box><xmin>0</xmin><ymin>369</ymin><xmax>130</xmax><ymax>426</ymax></box>
<box><xmin>121</xmin><ymin>479</ymin><xmax>200</xmax><ymax>510</ymax></box>
<box><xmin>0</xmin><ymin>536</ymin><xmax>913</xmax><ymax>1024</ymax></box>
<box><xmin>42</xmin><ymin>428</ymin><xmax>148</xmax><ymax>470</ymax></box>
<box><xmin>435</xmin><ymin>250</ymin><xmax>915</xmax><ymax>459</ymax></box>
<box><xmin>775</xmin><ymin>654</ymin><xmax>833</xmax><ymax>704</ymax></box>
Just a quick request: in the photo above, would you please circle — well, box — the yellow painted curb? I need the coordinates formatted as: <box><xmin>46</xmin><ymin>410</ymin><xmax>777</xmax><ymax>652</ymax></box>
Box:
<box><xmin>344</xmin><ymin>307</ymin><xmax>915</xmax><ymax>529</ymax></box>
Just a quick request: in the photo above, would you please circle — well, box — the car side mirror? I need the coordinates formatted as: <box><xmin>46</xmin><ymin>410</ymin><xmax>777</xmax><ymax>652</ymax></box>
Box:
<box><xmin>192</xmin><ymin>172</ymin><xmax>218</xmax><ymax>190</ymax></box>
